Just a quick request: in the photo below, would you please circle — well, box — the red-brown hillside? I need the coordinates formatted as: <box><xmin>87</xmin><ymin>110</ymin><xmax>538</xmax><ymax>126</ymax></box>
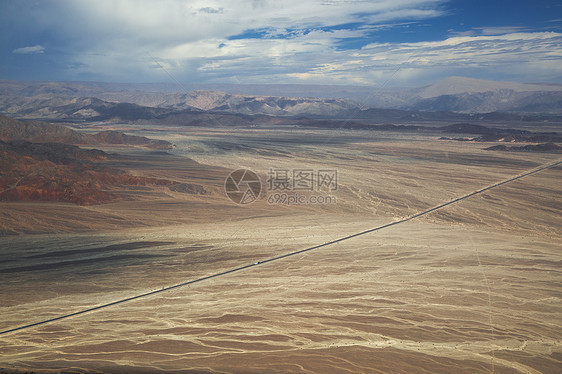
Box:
<box><xmin>0</xmin><ymin>140</ymin><xmax>177</xmax><ymax>205</ymax></box>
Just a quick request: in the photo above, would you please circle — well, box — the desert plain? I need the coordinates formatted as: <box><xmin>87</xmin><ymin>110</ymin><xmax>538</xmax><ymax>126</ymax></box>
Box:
<box><xmin>0</xmin><ymin>125</ymin><xmax>560</xmax><ymax>373</ymax></box>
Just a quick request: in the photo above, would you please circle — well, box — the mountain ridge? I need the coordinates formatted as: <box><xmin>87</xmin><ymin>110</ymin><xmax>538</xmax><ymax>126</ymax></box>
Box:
<box><xmin>1</xmin><ymin>76</ymin><xmax>562</xmax><ymax>118</ymax></box>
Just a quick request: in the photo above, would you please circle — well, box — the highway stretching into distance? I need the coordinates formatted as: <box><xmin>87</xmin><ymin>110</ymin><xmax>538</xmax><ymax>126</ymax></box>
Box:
<box><xmin>1</xmin><ymin>158</ymin><xmax>560</xmax><ymax>336</ymax></box>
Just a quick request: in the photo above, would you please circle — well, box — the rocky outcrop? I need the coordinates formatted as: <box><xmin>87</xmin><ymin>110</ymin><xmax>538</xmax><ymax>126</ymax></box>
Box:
<box><xmin>439</xmin><ymin>123</ymin><xmax>562</xmax><ymax>143</ymax></box>
<box><xmin>0</xmin><ymin>140</ymin><xmax>205</xmax><ymax>205</ymax></box>
<box><xmin>485</xmin><ymin>143</ymin><xmax>561</xmax><ymax>153</ymax></box>
<box><xmin>0</xmin><ymin>114</ymin><xmax>172</xmax><ymax>149</ymax></box>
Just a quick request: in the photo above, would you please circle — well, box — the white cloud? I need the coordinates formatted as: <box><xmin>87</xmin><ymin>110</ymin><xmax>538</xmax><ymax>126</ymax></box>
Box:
<box><xmin>214</xmin><ymin>31</ymin><xmax>562</xmax><ymax>86</ymax></box>
<box><xmin>8</xmin><ymin>1</ymin><xmax>562</xmax><ymax>86</ymax></box>
<box><xmin>12</xmin><ymin>45</ymin><xmax>45</xmax><ymax>54</ymax></box>
<box><xmin>473</xmin><ymin>26</ymin><xmax>528</xmax><ymax>36</ymax></box>
<box><xmin>86</xmin><ymin>30</ymin><xmax>562</xmax><ymax>86</ymax></box>
<box><xmin>448</xmin><ymin>26</ymin><xmax>529</xmax><ymax>37</ymax></box>
<box><xmin>46</xmin><ymin>0</ymin><xmax>444</xmax><ymax>82</ymax></box>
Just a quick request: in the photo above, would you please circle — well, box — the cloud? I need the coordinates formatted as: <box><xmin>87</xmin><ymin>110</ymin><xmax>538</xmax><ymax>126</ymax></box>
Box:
<box><xmin>66</xmin><ymin>29</ymin><xmax>562</xmax><ymax>86</ymax></box>
<box><xmin>2</xmin><ymin>0</ymin><xmax>561</xmax><ymax>85</ymax></box>
<box><xmin>208</xmin><ymin>31</ymin><xmax>562</xmax><ymax>86</ymax></box>
<box><xmin>198</xmin><ymin>7</ymin><xmax>223</xmax><ymax>14</ymax></box>
<box><xmin>449</xmin><ymin>26</ymin><xmax>529</xmax><ymax>37</ymax></box>
<box><xmin>473</xmin><ymin>26</ymin><xmax>528</xmax><ymax>35</ymax></box>
<box><xmin>21</xmin><ymin>0</ymin><xmax>444</xmax><ymax>83</ymax></box>
<box><xmin>298</xmin><ymin>32</ymin><xmax>562</xmax><ymax>85</ymax></box>
<box><xmin>12</xmin><ymin>45</ymin><xmax>45</xmax><ymax>54</ymax></box>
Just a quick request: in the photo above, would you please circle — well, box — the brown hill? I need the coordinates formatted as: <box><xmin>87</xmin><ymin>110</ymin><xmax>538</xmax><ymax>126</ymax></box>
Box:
<box><xmin>0</xmin><ymin>114</ymin><xmax>172</xmax><ymax>149</ymax></box>
<box><xmin>0</xmin><ymin>140</ymin><xmax>171</xmax><ymax>205</ymax></box>
<box><xmin>485</xmin><ymin>142</ymin><xmax>562</xmax><ymax>153</ymax></box>
<box><xmin>0</xmin><ymin>140</ymin><xmax>206</xmax><ymax>205</ymax></box>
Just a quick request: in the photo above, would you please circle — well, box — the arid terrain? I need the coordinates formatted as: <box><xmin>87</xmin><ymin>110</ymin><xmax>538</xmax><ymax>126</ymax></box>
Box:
<box><xmin>2</xmin><ymin>0</ymin><xmax>562</xmax><ymax>371</ymax></box>
<box><xmin>0</xmin><ymin>121</ymin><xmax>560</xmax><ymax>373</ymax></box>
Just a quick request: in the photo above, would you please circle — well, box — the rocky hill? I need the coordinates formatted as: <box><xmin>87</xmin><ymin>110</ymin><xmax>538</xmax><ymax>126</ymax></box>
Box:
<box><xmin>0</xmin><ymin>115</ymin><xmax>209</xmax><ymax>205</ymax></box>
<box><xmin>485</xmin><ymin>143</ymin><xmax>562</xmax><ymax>153</ymax></box>
<box><xmin>0</xmin><ymin>140</ymin><xmax>206</xmax><ymax>205</ymax></box>
<box><xmin>0</xmin><ymin>140</ymin><xmax>168</xmax><ymax>205</ymax></box>
<box><xmin>0</xmin><ymin>114</ymin><xmax>172</xmax><ymax>149</ymax></box>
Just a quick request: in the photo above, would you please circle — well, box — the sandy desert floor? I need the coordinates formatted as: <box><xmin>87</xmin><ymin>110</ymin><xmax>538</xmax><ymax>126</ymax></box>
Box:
<box><xmin>0</xmin><ymin>126</ymin><xmax>560</xmax><ymax>373</ymax></box>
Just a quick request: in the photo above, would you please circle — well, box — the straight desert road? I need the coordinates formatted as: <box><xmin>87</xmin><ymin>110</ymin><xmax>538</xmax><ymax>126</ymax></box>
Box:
<box><xmin>1</xmin><ymin>128</ymin><xmax>560</xmax><ymax>374</ymax></box>
<box><xmin>2</xmin><ymin>158</ymin><xmax>559</xmax><ymax>337</ymax></box>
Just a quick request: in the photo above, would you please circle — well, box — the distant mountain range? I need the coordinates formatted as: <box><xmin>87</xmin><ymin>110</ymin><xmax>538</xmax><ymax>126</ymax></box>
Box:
<box><xmin>1</xmin><ymin>77</ymin><xmax>561</xmax><ymax>120</ymax></box>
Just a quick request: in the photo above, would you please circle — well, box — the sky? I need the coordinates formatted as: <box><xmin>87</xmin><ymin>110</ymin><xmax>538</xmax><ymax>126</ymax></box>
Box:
<box><xmin>1</xmin><ymin>0</ymin><xmax>561</xmax><ymax>87</ymax></box>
